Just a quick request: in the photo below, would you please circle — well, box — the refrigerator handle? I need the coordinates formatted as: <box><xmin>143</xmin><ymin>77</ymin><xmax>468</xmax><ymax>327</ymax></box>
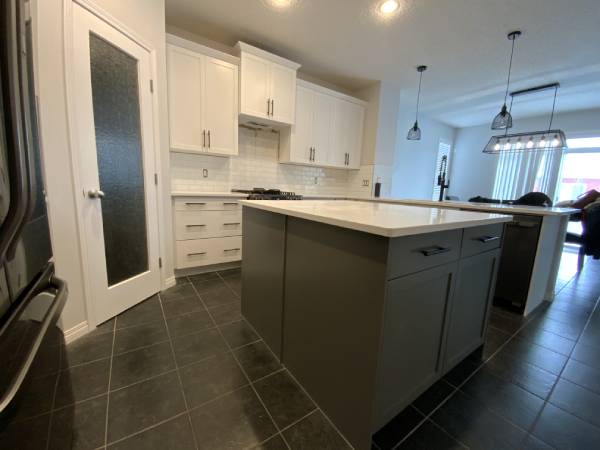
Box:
<box><xmin>0</xmin><ymin>0</ymin><xmax>32</xmax><ymax>265</ymax></box>
<box><xmin>0</xmin><ymin>273</ymin><xmax>68</xmax><ymax>413</ymax></box>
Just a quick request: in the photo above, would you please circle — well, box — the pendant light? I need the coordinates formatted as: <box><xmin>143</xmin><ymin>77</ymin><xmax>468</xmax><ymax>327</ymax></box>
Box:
<box><xmin>491</xmin><ymin>31</ymin><xmax>521</xmax><ymax>130</ymax></box>
<box><xmin>407</xmin><ymin>65</ymin><xmax>427</xmax><ymax>140</ymax></box>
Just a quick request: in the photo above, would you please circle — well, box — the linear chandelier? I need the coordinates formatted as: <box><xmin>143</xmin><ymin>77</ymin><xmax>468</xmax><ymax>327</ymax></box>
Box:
<box><xmin>483</xmin><ymin>83</ymin><xmax>568</xmax><ymax>153</ymax></box>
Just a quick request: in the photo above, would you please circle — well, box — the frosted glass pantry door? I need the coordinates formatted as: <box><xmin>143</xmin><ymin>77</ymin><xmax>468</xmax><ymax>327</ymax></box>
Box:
<box><xmin>71</xmin><ymin>3</ymin><xmax>160</xmax><ymax>325</ymax></box>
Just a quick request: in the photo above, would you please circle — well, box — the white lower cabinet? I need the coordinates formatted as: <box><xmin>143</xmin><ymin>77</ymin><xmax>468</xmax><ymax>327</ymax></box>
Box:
<box><xmin>173</xmin><ymin>197</ymin><xmax>243</xmax><ymax>269</ymax></box>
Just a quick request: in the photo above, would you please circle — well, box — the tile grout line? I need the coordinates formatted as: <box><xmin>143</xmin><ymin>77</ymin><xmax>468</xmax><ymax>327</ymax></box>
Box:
<box><xmin>103</xmin><ymin>316</ymin><xmax>117</xmax><ymax>447</ymax></box>
<box><xmin>157</xmin><ymin>292</ymin><xmax>201</xmax><ymax>450</ymax></box>
<box><xmin>190</xmin><ymin>278</ymin><xmax>294</xmax><ymax>450</ymax></box>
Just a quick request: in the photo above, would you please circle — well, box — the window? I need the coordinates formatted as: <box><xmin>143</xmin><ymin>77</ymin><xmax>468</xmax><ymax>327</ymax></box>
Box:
<box><xmin>556</xmin><ymin>137</ymin><xmax>600</xmax><ymax>202</ymax></box>
<box><xmin>492</xmin><ymin>148</ymin><xmax>562</xmax><ymax>201</ymax></box>
<box><xmin>432</xmin><ymin>141</ymin><xmax>451</xmax><ymax>201</ymax></box>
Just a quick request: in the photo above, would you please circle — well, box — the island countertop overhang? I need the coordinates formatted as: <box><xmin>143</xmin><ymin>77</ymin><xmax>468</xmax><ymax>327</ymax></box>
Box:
<box><xmin>239</xmin><ymin>200</ymin><xmax>512</xmax><ymax>238</ymax></box>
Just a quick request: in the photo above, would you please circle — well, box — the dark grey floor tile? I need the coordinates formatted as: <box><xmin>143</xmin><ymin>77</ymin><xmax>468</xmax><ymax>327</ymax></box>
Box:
<box><xmin>208</xmin><ymin>301</ymin><xmax>242</xmax><ymax>325</ymax></box>
<box><xmin>527</xmin><ymin>316</ymin><xmax>584</xmax><ymax>341</ymax></box>
<box><xmin>396</xmin><ymin>420</ymin><xmax>468</xmax><ymax>450</ymax></box>
<box><xmin>234</xmin><ymin>341</ymin><xmax>282</xmax><ymax>381</ymax></box>
<box><xmin>283</xmin><ymin>410</ymin><xmax>351</xmax><ymax>450</ymax></box>
<box><xmin>62</xmin><ymin>330</ymin><xmax>114</xmax><ymax>369</ymax></box>
<box><xmin>217</xmin><ymin>267</ymin><xmax>241</xmax><ymax>278</ymax></box>
<box><xmin>49</xmin><ymin>395</ymin><xmax>107</xmax><ymax>450</ymax></box>
<box><xmin>174</xmin><ymin>275</ymin><xmax>191</xmax><ymax>285</ymax></box>
<box><xmin>189</xmin><ymin>385</ymin><xmax>277</xmax><ymax>450</ymax></box>
<box><xmin>482</xmin><ymin>352</ymin><xmax>558</xmax><ymax>399</ymax></box>
<box><xmin>482</xmin><ymin>326</ymin><xmax>511</xmax><ymax>359</ymax></box>
<box><xmin>460</xmin><ymin>369</ymin><xmax>544</xmax><ymax>430</ymax></box>
<box><xmin>578</xmin><ymin>326</ymin><xmax>600</xmax><ymax>349</ymax></box>
<box><xmin>88</xmin><ymin>318</ymin><xmax>115</xmax><ymax>337</ymax></box>
<box><xmin>166</xmin><ymin>310</ymin><xmax>214</xmax><ymax>339</ymax></box>
<box><xmin>107</xmin><ymin>414</ymin><xmax>196</xmax><ymax>450</ymax></box>
<box><xmin>107</xmin><ymin>371</ymin><xmax>186</xmax><ymax>443</ymax></box>
<box><xmin>55</xmin><ymin>358</ymin><xmax>110</xmax><ymax>408</ymax></box>
<box><xmin>189</xmin><ymin>271</ymin><xmax>220</xmax><ymax>283</ymax></box>
<box><xmin>253</xmin><ymin>370</ymin><xmax>316</xmax><ymax>429</ymax></box>
<box><xmin>532</xmin><ymin>403</ymin><xmax>600</xmax><ymax>450</ymax></box>
<box><xmin>521</xmin><ymin>434</ymin><xmax>555</xmax><ymax>450</ymax></box>
<box><xmin>549</xmin><ymin>378</ymin><xmax>600</xmax><ymax>428</ymax></box>
<box><xmin>489</xmin><ymin>310</ymin><xmax>526</xmax><ymax>334</ymax></box>
<box><xmin>571</xmin><ymin>341</ymin><xmax>600</xmax><ymax>370</ymax></box>
<box><xmin>500</xmin><ymin>338</ymin><xmax>568</xmax><ymax>375</ymax></box>
<box><xmin>10</xmin><ymin>372</ymin><xmax>58</xmax><ymax>421</ymax></box>
<box><xmin>543</xmin><ymin>307</ymin><xmax>590</xmax><ymax>327</ymax></box>
<box><xmin>171</xmin><ymin>327</ymin><xmax>228</xmax><ymax>366</ymax></box>
<box><xmin>113</xmin><ymin>320</ymin><xmax>169</xmax><ymax>355</ymax></box>
<box><xmin>411</xmin><ymin>379</ymin><xmax>455</xmax><ymax>416</ymax></box>
<box><xmin>161</xmin><ymin>283</ymin><xmax>198</xmax><ymax>302</ymax></box>
<box><xmin>219</xmin><ymin>320</ymin><xmax>260</xmax><ymax>348</ymax></box>
<box><xmin>431</xmin><ymin>390</ymin><xmax>526</xmax><ymax>450</ymax></box>
<box><xmin>373</xmin><ymin>406</ymin><xmax>425</xmax><ymax>450</ymax></box>
<box><xmin>223</xmin><ymin>276</ymin><xmax>242</xmax><ymax>297</ymax></box>
<box><xmin>249</xmin><ymin>434</ymin><xmax>287</xmax><ymax>449</ymax></box>
<box><xmin>547</xmin><ymin>300</ymin><xmax>595</xmax><ymax>316</ymax></box>
<box><xmin>516</xmin><ymin>326</ymin><xmax>576</xmax><ymax>356</ymax></box>
<box><xmin>443</xmin><ymin>357</ymin><xmax>481</xmax><ymax>387</ymax></box>
<box><xmin>200</xmin><ymin>283</ymin><xmax>239</xmax><ymax>307</ymax></box>
<box><xmin>110</xmin><ymin>341</ymin><xmax>175</xmax><ymax>390</ymax></box>
<box><xmin>30</xmin><ymin>339</ymin><xmax>62</xmax><ymax>378</ymax></box>
<box><xmin>161</xmin><ymin>294</ymin><xmax>205</xmax><ymax>319</ymax></box>
<box><xmin>192</xmin><ymin>277</ymin><xmax>226</xmax><ymax>294</ymax></box>
<box><xmin>0</xmin><ymin>413</ymin><xmax>50</xmax><ymax>450</ymax></box>
<box><xmin>179</xmin><ymin>352</ymin><xmax>247</xmax><ymax>408</ymax></box>
<box><xmin>116</xmin><ymin>296</ymin><xmax>163</xmax><ymax>329</ymax></box>
<box><xmin>561</xmin><ymin>358</ymin><xmax>600</xmax><ymax>394</ymax></box>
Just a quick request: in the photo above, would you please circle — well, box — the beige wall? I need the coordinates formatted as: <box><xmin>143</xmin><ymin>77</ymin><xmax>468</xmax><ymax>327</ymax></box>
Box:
<box><xmin>34</xmin><ymin>0</ymin><xmax>173</xmax><ymax>332</ymax></box>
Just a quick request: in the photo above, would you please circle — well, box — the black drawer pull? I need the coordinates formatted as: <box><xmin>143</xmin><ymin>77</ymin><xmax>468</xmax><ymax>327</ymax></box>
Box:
<box><xmin>223</xmin><ymin>202</ymin><xmax>238</xmax><ymax>206</ymax></box>
<box><xmin>187</xmin><ymin>252</ymin><xmax>207</xmax><ymax>256</ymax></box>
<box><xmin>185</xmin><ymin>202</ymin><xmax>207</xmax><ymax>206</ymax></box>
<box><xmin>223</xmin><ymin>222</ymin><xmax>241</xmax><ymax>226</ymax></box>
<box><xmin>186</xmin><ymin>224</ymin><xmax>206</xmax><ymax>228</ymax></box>
<box><xmin>475</xmin><ymin>235</ymin><xmax>500</xmax><ymax>243</ymax></box>
<box><xmin>223</xmin><ymin>248</ymin><xmax>241</xmax><ymax>252</ymax></box>
<box><xmin>419</xmin><ymin>246</ymin><xmax>451</xmax><ymax>257</ymax></box>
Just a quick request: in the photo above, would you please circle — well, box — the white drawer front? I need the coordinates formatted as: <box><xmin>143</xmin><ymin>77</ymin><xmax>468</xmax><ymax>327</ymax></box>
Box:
<box><xmin>174</xmin><ymin>197</ymin><xmax>241</xmax><ymax>212</ymax></box>
<box><xmin>176</xmin><ymin>236</ymin><xmax>242</xmax><ymax>269</ymax></box>
<box><xmin>175</xmin><ymin>210</ymin><xmax>242</xmax><ymax>240</ymax></box>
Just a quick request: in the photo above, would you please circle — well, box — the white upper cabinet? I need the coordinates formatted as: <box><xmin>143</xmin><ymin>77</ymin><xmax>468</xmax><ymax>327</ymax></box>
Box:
<box><xmin>236</xmin><ymin>42</ymin><xmax>300</xmax><ymax>126</ymax></box>
<box><xmin>167</xmin><ymin>38</ymin><xmax>238</xmax><ymax>157</ymax></box>
<box><xmin>280</xmin><ymin>80</ymin><xmax>366</xmax><ymax>170</ymax></box>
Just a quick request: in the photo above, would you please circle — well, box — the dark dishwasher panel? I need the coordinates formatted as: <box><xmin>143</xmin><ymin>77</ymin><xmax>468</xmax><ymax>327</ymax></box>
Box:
<box><xmin>494</xmin><ymin>215</ymin><xmax>542</xmax><ymax>311</ymax></box>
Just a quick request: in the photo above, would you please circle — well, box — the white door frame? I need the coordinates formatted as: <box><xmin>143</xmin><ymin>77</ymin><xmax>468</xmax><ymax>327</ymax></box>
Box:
<box><xmin>63</xmin><ymin>0</ymin><xmax>167</xmax><ymax>328</ymax></box>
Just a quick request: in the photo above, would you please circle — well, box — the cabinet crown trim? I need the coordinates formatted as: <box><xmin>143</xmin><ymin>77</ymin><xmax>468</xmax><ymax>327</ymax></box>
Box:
<box><xmin>297</xmin><ymin>79</ymin><xmax>367</xmax><ymax>106</ymax></box>
<box><xmin>235</xmin><ymin>41</ymin><xmax>301</xmax><ymax>70</ymax></box>
<box><xmin>167</xmin><ymin>34</ymin><xmax>240</xmax><ymax>66</ymax></box>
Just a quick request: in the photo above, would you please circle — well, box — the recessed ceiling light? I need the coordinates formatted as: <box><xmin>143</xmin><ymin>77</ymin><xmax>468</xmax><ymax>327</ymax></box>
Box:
<box><xmin>379</xmin><ymin>0</ymin><xmax>399</xmax><ymax>14</ymax></box>
<box><xmin>265</xmin><ymin>0</ymin><xmax>293</xmax><ymax>8</ymax></box>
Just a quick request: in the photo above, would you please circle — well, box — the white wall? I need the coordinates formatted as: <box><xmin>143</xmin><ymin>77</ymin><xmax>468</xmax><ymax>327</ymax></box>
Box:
<box><xmin>391</xmin><ymin>103</ymin><xmax>456</xmax><ymax>199</ymax></box>
<box><xmin>450</xmin><ymin>108</ymin><xmax>600</xmax><ymax>201</ymax></box>
<box><xmin>35</xmin><ymin>0</ymin><xmax>172</xmax><ymax>331</ymax></box>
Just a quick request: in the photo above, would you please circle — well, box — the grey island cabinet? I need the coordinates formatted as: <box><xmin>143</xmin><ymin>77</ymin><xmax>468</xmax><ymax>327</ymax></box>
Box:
<box><xmin>240</xmin><ymin>200</ymin><xmax>512</xmax><ymax>450</ymax></box>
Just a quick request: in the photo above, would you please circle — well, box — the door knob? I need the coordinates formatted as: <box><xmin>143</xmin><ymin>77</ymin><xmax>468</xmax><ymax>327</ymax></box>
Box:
<box><xmin>87</xmin><ymin>189</ymin><xmax>105</xmax><ymax>199</ymax></box>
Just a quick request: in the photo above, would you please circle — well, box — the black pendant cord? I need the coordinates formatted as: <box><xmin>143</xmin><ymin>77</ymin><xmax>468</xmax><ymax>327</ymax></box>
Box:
<box><xmin>548</xmin><ymin>84</ymin><xmax>558</xmax><ymax>131</ymax></box>
<box><xmin>503</xmin><ymin>35</ymin><xmax>517</xmax><ymax>106</ymax></box>
<box><xmin>415</xmin><ymin>70</ymin><xmax>423</xmax><ymax>123</ymax></box>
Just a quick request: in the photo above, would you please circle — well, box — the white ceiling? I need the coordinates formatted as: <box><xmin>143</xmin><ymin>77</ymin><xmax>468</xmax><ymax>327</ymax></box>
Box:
<box><xmin>165</xmin><ymin>0</ymin><xmax>600</xmax><ymax>128</ymax></box>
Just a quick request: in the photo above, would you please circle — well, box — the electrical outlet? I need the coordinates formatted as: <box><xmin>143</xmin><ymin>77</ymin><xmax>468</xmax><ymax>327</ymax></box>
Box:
<box><xmin>362</xmin><ymin>179</ymin><xmax>370</xmax><ymax>187</ymax></box>
<box><xmin>203</xmin><ymin>169</ymin><xmax>208</xmax><ymax>178</ymax></box>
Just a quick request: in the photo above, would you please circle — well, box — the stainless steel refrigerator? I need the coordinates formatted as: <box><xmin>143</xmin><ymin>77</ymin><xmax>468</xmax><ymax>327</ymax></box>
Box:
<box><xmin>0</xmin><ymin>0</ymin><xmax>68</xmax><ymax>421</ymax></box>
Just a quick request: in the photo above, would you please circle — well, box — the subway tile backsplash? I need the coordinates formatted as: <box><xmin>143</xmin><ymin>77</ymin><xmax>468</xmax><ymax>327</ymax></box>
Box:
<box><xmin>171</xmin><ymin>126</ymin><xmax>372</xmax><ymax>197</ymax></box>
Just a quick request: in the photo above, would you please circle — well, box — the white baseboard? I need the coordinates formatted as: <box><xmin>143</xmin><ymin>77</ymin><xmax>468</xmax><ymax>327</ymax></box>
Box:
<box><xmin>64</xmin><ymin>321</ymin><xmax>89</xmax><ymax>344</ymax></box>
<box><xmin>164</xmin><ymin>276</ymin><xmax>176</xmax><ymax>289</ymax></box>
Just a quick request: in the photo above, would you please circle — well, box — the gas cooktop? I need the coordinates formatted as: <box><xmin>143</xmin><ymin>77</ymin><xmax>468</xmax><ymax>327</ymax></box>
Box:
<box><xmin>231</xmin><ymin>188</ymin><xmax>303</xmax><ymax>200</ymax></box>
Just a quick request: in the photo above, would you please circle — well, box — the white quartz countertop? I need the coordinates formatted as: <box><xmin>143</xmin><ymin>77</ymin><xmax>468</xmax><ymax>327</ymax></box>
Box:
<box><xmin>387</xmin><ymin>199</ymin><xmax>578</xmax><ymax>217</ymax></box>
<box><xmin>171</xmin><ymin>191</ymin><xmax>247</xmax><ymax>198</ymax></box>
<box><xmin>239</xmin><ymin>200</ymin><xmax>512</xmax><ymax>237</ymax></box>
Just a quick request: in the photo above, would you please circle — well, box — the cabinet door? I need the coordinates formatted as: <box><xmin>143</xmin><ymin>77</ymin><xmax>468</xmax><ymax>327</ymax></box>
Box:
<box><xmin>203</xmin><ymin>57</ymin><xmax>238</xmax><ymax>155</ymax></box>
<box><xmin>444</xmin><ymin>250</ymin><xmax>500</xmax><ymax>370</ymax></box>
<box><xmin>269</xmin><ymin>63</ymin><xmax>296</xmax><ymax>124</ymax></box>
<box><xmin>240</xmin><ymin>53</ymin><xmax>270</xmax><ymax>119</ymax></box>
<box><xmin>311</xmin><ymin>91</ymin><xmax>334</xmax><ymax>165</ymax></box>
<box><xmin>331</xmin><ymin>99</ymin><xmax>365</xmax><ymax>168</ymax></box>
<box><xmin>167</xmin><ymin>46</ymin><xmax>204</xmax><ymax>152</ymax></box>
<box><xmin>375</xmin><ymin>263</ymin><xmax>456</xmax><ymax>428</ymax></box>
<box><xmin>346</xmin><ymin>101</ymin><xmax>365</xmax><ymax>169</ymax></box>
<box><xmin>289</xmin><ymin>86</ymin><xmax>314</xmax><ymax>164</ymax></box>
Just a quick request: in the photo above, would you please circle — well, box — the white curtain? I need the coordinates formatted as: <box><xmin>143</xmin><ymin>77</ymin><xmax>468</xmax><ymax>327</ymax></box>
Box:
<box><xmin>492</xmin><ymin>148</ymin><xmax>562</xmax><ymax>201</ymax></box>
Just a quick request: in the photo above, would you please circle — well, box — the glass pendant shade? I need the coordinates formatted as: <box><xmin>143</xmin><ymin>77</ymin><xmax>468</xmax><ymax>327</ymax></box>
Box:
<box><xmin>407</xmin><ymin>121</ymin><xmax>421</xmax><ymax>140</ymax></box>
<box><xmin>491</xmin><ymin>104</ymin><xmax>513</xmax><ymax>130</ymax></box>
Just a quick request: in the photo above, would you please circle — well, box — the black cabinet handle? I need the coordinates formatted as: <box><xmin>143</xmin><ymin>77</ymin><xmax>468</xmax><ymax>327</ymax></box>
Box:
<box><xmin>186</xmin><ymin>224</ymin><xmax>206</xmax><ymax>228</ymax></box>
<box><xmin>475</xmin><ymin>236</ymin><xmax>500</xmax><ymax>243</ymax></box>
<box><xmin>419</xmin><ymin>246</ymin><xmax>451</xmax><ymax>257</ymax></box>
<box><xmin>187</xmin><ymin>252</ymin><xmax>207</xmax><ymax>256</ymax></box>
<box><xmin>223</xmin><ymin>222</ymin><xmax>241</xmax><ymax>226</ymax></box>
<box><xmin>223</xmin><ymin>248</ymin><xmax>241</xmax><ymax>252</ymax></box>
<box><xmin>185</xmin><ymin>202</ymin><xmax>207</xmax><ymax>206</ymax></box>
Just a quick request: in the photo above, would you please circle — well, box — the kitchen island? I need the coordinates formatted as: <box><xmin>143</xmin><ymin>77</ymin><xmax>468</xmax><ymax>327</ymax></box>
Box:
<box><xmin>240</xmin><ymin>200</ymin><xmax>511</xmax><ymax>450</ymax></box>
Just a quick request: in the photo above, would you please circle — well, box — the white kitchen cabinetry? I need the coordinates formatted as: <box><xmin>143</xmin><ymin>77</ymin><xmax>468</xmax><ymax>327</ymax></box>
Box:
<box><xmin>167</xmin><ymin>37</ymin><xmax>238</xmax><ymax>156</ymax></box>
<box><xmin>280</xmin><ymin>80</ymin><xmax>366</xmax><ymax>170</ymax></box>
<box><xmin>173</xmin><ymin>196</ymin><xmax>244</xmax><ymax>269</ymax></box>
<box><xmin>236</xmin><ymin>42</ymin><xmax>300</xmax><ymax>126</ymax></box>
